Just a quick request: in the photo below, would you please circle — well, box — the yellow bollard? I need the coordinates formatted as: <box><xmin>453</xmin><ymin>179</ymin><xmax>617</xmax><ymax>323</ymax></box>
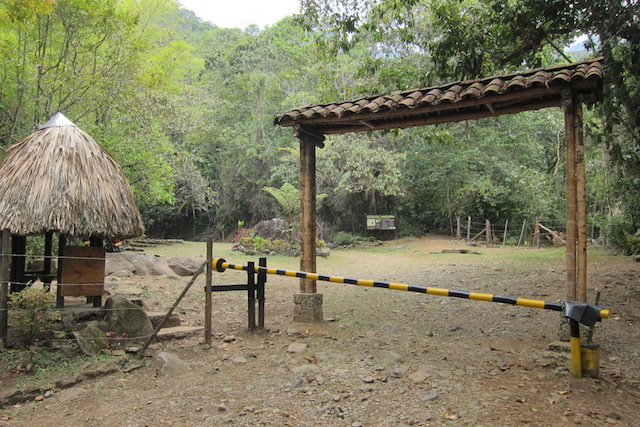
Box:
<box><xmin>580</xmin><ymin>344</ymin><xmax>600</xmax><ymax>378</ymax></box>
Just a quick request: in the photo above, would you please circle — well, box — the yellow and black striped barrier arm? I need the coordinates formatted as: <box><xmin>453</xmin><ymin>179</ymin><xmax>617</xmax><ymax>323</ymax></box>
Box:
<box><xmin>211</xmin><ymin>258</ymin><xmax>610</xmax><ymax>321</ymax></box>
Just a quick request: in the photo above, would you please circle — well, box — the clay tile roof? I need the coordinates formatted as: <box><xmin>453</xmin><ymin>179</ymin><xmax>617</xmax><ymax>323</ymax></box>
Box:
<box><xmin>275</xmin><ymin>58</ymin><xmax>604</xmax><ymax>135</ymax></box>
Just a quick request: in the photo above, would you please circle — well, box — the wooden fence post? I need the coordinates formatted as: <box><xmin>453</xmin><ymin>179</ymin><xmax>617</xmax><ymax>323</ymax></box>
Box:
<box><xmin>467</xmin><ymin>217</ymin><xmax>471</xmax><ymax>242</ymax></box>
<box><xmin>456</xmin><ymin>216</ymin><xmax>462</xmax><ymax>239</ymax></box>
<box><xmin>205</xmin><ymin>238</ymin><xmax>212</xmax><ymax>346</ymax></box>
<box><xmin>1</xmin><ymin>229</ymin><xmax>10</xmax><ymax>349</ymax></box>
<box><xmin>485</xmin><ymin>219</ymin><xmax>491</xmax><ymax>247</ymax></box>
<box><xmin>517</xmin><ymin>219</ymin><xmax>526</xmax><ymax>247</ymax></box>
<box><xmin>502</xmin><ymin>219</ymin><xmax>509</xmax><ymax>247</ymax></box>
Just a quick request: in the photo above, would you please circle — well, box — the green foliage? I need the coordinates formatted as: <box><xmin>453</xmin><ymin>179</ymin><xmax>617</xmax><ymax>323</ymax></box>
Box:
<box><xmin>9</xmin><ymin>287</ymin><xmax>60</xmax><ymax>345</ymax></box>
<box><xmin>1</xmin><ymin>0</ymin><xmax>637</xmax><ymax>249</ymax></box>
<box><xmin>333</xmin><ymin>231</ymin><xmax>357</xmax><ymax>246</ymax></box>
<box><xmin>602</xmin><ymin>214</ymin><xmax>635</xmax><ymax>254</ymax></box>
<box><xmin>263</xmin><ymin>183</ymin><xmax>300</xmax><ymax>218</ymax></box>
<box><xmin>628</xmin><ymin>231</ymin><xmax>640</xmax><ymax>256</ymax></box>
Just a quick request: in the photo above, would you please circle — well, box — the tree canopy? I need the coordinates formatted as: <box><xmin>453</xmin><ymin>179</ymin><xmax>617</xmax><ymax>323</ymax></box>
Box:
<box><xmin>1</xmin><ymin>0</ymin><xmax>637</xmax><ymax>252</ymax></box>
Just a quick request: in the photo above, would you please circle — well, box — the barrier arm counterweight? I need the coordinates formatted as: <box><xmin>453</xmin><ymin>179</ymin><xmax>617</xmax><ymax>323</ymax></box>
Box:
<box><xmin>211</xmin><ymin>258</ymin><xmax>610</xmax><ymax>322</ymax></box>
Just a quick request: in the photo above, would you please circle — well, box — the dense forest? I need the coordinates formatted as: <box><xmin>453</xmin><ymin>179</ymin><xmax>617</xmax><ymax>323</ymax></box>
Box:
<box><xmin>0</xmin><ymin>0</ymin><xmax>638</xmax><ymax>253</ymax></box>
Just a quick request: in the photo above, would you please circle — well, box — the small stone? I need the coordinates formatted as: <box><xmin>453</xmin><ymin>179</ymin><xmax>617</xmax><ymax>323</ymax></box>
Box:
<box><xmin>217</xmin><ymin>405</ymin><xmax>227</xmax><ymax>412</ymax></box>
<box><xmin>44</xmin><ymin>391</ymin><xmax>54</xmax><ymax>399</ymax></box>
<box><xmin>232</xmin><ymin>357</ymin><xmax>248</xmax><ymax>365</ymax></box>
<box><xmin>34</xmin><ymin>395</ymin><xmax>44</xmax><ymax>402</ymax></box>
<box><xmin>287</xmin><ymin>343</ymin><xmax>308</xmax><ymax>353</ymax></box>
<box><xmin>195</xmin><ymin>407</ymin><xmax>202</xmax><ymax>412</ymax></box>
<box><xmin>362</xmin><ymin>376</ymin><xmax>375</xmax><ymax>383</ymax></box>
<box><xmin>422</xmin><ymin>390</ymin><xmax>439</xmax><ymax>402</ymax></box>
<box><xmin>358</xmin><ymin>385</ymin><xmax>374</xmax><ymax>392</ymax></box>
<box><xmin>408</xmin><ymin>370</ymin><xmax>429</xmax><ymax>383</ymax></box>
<box><xmin>223</xmin><ymin>335</ymin><xmax>237</xmax><ymax>343</ymax></box>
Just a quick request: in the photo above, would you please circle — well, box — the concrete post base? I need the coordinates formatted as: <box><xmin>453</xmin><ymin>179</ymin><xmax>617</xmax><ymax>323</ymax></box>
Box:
<box><xmin>293</xmin><ymin>293</ymin><xmax>323</xmax><ymax>322</ymax></box>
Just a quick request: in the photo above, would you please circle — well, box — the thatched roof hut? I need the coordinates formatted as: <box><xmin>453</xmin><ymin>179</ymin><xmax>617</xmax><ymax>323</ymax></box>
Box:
<box><xmin>0</xmin><ymin>112</ymin><xmax>144</xmax><ymax>238</ymax></box>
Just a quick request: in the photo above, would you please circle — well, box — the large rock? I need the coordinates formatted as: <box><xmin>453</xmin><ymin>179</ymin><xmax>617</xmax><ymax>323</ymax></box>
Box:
<box><xmin>151</xmin><ymin>352</ymin><xmax>189</xmax><ymax>376</ymax></box>
<box><xmin>106</xmin><ymin>253</ymin><xmax>179</xmax><ymax>278</ymax></box>
<box><xmin>254</xmin><ymin>218</ymin><xmax>287</xmax><ymax>241</ymax></box>
<box><xmin>105</xmin><ymin>294</ymin><xmax>154</xmax><ymax>344</ymax></box>
<box><xmin>167</xmin><ymin>257</ymin><xmax>203</xmax><ymax>276</ymax></box>
<box><xmin>73</xmin><ymin>322</ymin><xmax>109</xmax><ymax>356</ymax></box>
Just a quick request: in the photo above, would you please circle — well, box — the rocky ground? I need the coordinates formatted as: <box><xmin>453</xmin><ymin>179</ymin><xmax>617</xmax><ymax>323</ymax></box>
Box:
<box><xmin>1</xmin><ymin>236</ymin><xmax>638</xmax><ymax>426</ymax></box>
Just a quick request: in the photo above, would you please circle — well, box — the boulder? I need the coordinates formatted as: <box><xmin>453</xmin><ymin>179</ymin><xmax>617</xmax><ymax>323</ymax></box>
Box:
<box><xmin>73</xmin><ymin>322</ymin><xmax>109</xmax><ymax>356</ymax></box>
<box><xmin>167</xmin><ymin>257</ymin><xmax>203</xmax><ymax>276</ymax></box>
<box><xmin>105</xmin><ymin>294</ymin><xmax>154</xmax><ymax>344</ymax></box>
<box><xmin>106</xmin><ymin>253</ymin><xmax>179</xmax><ymax>278</ymax></box>
<box><xmin>254</xmin><ymin>218</ymin><xmax>287</xmax><ymax>241</ymax></box>
<box><xmin>151</xmin><ymin>352</ymin><xmax>190</xmax><ymax>376</ymax></box>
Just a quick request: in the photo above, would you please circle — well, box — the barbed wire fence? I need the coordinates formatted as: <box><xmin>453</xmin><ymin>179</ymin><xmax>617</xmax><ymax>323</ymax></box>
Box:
<box><xmin>0</xmin><ymin>245</ymin><xmax>213</xmax><ymax>349</ymax></box>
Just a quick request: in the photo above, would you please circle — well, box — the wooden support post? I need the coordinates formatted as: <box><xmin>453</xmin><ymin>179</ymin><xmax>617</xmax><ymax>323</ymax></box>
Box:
<box><xmin>1</xmin><ymin>229</ymin><xmax>10</xmax><ymax>349</ymax></box>
<box><xmin>56</xmin><ymin>234</ymin><xmax>66</xmax><ymax>308</ymax></box>
<box><xmin>43</xmin><ymin>231</ymin><xmax>53</xmax><ymax>287</ymax></box>
<box><xmin>502</xmin><ymin>219</ymin><xmax>509</xmax><ymax>247</ymax></box>
<box><xmin>299</xmin><ymin>134</ymin><xmax>317</xmax><ymax>293</ymax></box>
<box><xmin>205</xmin><ymin>238</ymin><xmax>213</xmax><ymax>345</ymax></box>
<box><xmin>258</xmin><ymin>257</ymin><xmax>266</xmax><ymax>329</ymax></box>
<box><xmin>575</xmin><ymin>97</ymin><xmax>587</xmax><ymax>303</ymax></box>
<box><xmin>517</xmin><ymin>219</ymin><xmax>526</xmax><ymax>247</ymax></box>
<box><xmin>485</xmin><ymin>219</ymin><xmax>491</xmax><ymax>247</ymax></box>
<box><xmin>563</xmin><ymin>89</ymin><xmax>577</xmax><ymax>302</ymax></box>
<box><xmin>247</xmin><ymin>261</ymin><xmax>256</xmax><ymax>331</ymax></box>
<box><xmin>10</xmin><ymin>235</ymin><xmax>26</xmax><ymax>293</ymax></box>
<box><xmin>466</xmin><ymin>217</ymin><xmax>471</xmax><ymax>242</ymax></box>
<box><xmin>456</xmin><ymin>216</ymin><xmax>462</xmax><ymax>239</ymax></box>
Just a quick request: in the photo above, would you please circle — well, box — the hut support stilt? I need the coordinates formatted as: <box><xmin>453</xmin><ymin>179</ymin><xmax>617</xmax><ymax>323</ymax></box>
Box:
<box><xmin>0</xmin><ymin>229</ymin><xmax>9</xmax><ymax>348</ymax></box>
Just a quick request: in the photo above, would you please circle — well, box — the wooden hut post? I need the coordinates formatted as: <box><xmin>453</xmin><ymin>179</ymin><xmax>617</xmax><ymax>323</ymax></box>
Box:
<box><xmin>10</xmin><ymin>235</ymin><xmax>26</xmax><ymax>293</ymax></box>
<box><xmin>56</xmin><ymin>234</ymin><xmax>66</xmax><ymax>308</ymax></box>
<box><xmin>293</xmin><ymin>125</ymin><xmax>324</xmax><ymax>322</ymax></box>
<box><xmin>575</xmin><ymin>96</ymin><xmax>587</xmax><ymax>303</ymax></box>
<box><xmin>1</xmin><ymin>229</ymin><xmax>9</xmax><ymax>348</ymax></box>
<box><xmin>563</xmin><ymin>89</ymin><xmax>578</xmax><ymax>302</ymax></box>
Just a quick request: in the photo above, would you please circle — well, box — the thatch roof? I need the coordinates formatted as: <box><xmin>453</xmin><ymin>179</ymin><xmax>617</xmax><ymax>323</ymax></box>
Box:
<box><xmin>0</xmin><ymin>113</ymin><xmax>144</xmax><ymax>238</ymax></box>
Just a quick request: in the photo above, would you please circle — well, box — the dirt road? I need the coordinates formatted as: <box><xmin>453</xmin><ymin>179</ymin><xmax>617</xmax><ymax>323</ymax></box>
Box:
<box><xmin>1</xmin><ymin>237</ymin><xmax>638</xmax><ymax>426</ymax></box>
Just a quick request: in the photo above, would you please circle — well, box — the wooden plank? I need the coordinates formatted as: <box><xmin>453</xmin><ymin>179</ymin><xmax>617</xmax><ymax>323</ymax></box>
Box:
<box><xmin>60</xmin><ymin>246</ymin><xmax>105</xmax><ymax>297</ymax></box>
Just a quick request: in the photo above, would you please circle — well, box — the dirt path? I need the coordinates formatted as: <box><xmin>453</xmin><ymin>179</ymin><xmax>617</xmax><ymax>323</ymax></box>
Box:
<box><xmin>1</xmin><ymin>236</ymin><xmax>639</xmax><ymax>426</ymax></box>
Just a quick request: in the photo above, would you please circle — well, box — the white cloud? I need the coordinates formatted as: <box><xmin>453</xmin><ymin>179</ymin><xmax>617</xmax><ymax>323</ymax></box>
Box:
<box><xmin>178</xmin><ymin>0</ymin><xmax>300</xmax><ymax>29</ymax></box>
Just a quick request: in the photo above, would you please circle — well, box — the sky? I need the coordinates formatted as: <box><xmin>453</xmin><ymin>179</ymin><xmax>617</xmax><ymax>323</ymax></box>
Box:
<box><xmin>178</xmin><ymin>0</ymin><xmax>301</xmax><ymax>30</ymax></box>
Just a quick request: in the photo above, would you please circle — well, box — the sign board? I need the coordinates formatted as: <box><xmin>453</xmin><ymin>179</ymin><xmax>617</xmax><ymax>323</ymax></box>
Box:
<box><xmin>366</xmin><ymin>215</ymin><xmax>396</xmax><ymax>231</ymax></box>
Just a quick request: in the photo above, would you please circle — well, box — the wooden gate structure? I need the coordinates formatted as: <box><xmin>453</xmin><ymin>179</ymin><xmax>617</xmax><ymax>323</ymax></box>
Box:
<box><xmin>274</xmin><ymin>58</ymin><xmax>603</xmax><ymax>320</ymax></box>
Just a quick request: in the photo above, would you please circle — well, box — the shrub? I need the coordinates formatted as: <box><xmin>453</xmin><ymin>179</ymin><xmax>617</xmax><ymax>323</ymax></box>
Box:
<box><xmin>9</xmin><ymin>287</ymin><xmax>60</xmax><ymax>345</ymax></box>
<box><xmin>628</xmin><ymin>230</ymin><xmax>640</xmax><ymax>255</ymax></box>
<box><xmin>333</xmin><ymin>231</ymin><xmax>356</xmax><ymax>246</ymax></box>
<box><xmin>602</xmin><ymin>214</ymin><xmax>634</xmax><ymax>254</ymax></box>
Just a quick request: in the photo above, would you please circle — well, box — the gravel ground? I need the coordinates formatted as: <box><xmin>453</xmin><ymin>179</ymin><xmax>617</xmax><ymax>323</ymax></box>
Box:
<box><xmin>1</xmin><ymin>236</ymin><xmax>638</xmax><ymax>426</ymax></box>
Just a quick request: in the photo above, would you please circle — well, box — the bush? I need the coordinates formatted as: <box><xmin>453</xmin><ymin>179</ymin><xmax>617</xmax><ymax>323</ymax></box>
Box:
<box><xmin>9</xmin><ymin>287</ymin><xmax>60</xmax><ymax>345</ymax></box>
<box><xmin>602</xmin><ymin>214</ymin><xmax>634</xmax><ymax>254</ymax></box>
<box><xmin>628</xmin><ymin>230</ymin><xmax>640</xmax><ymax>255</ymax></box>
<box><xmin>333</xmin><ymin>231</ymin><xmax>356</xmax><ymax>246</ymax></box>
